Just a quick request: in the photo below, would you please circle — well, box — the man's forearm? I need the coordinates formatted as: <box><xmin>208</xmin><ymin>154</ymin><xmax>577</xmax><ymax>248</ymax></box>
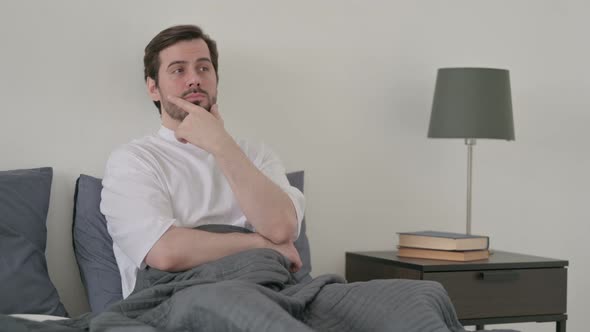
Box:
<box><xmin>212</xmin><ymin>141</ymin><xmax>298</xmax><ymax>244</ymax></box>
<box><xmin>165</xmin><ymin>97</ymin><xmax>298</xmax><ymax>244</ymax></box>
<box><xmin>145</xmin><ymin>226</ymin><xmax>265</xmax><ymax>272</ymax></box>
<box><xmin>145</xmin><ymin>226</ymin><xmax>302</xmax><ymax>272</ymax></box>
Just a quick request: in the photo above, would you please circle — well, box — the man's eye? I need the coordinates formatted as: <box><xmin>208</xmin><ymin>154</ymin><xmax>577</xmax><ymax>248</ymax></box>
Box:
<box><xmin>172</xmin><ymin>68</ymin><xmax>184</xmax><ymax>74</ymax></box>
<box><xmin>199</xmin><ymin>66</ymin><xmax>210</xmax><ymax>72</ymax></box>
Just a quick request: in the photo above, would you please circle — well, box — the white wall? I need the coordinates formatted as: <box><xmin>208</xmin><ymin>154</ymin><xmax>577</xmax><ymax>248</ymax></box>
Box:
<box><xmin>1</xmin><ymin>1</ymin><xmax>587</xmax><ymax>330</ymax></box>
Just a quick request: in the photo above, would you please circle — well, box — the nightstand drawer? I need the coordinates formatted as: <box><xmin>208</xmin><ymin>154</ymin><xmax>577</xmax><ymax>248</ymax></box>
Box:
<box><xmin>424</xmin><ymin>268</ymin><xmax>567</xmax><ymax>319</ymax></box>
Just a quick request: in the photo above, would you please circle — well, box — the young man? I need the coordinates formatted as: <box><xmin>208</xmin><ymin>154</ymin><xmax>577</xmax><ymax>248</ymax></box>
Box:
<box><xmin>100</xmin><ymin>25</ymin><xmax>305</xmax><ymax>298</ymax></box>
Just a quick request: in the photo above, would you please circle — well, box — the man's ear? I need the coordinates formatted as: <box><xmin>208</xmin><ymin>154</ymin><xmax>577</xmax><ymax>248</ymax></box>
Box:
<box><xmin>147</xmin><ymin>77</ymin><xmax>161</xmax><ymax>102</ymax></box>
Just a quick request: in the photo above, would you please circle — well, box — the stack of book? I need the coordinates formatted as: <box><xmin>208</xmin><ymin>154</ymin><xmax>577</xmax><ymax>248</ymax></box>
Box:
<box><xmin>396</xmin><ymin>231</ymin><xmax>490</xmax><ymax>261</ymax></box>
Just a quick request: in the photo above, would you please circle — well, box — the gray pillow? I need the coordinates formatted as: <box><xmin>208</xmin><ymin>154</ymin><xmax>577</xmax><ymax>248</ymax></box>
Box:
<box><xmin>0</xmin><ymin>167</ymin><xmax>67</xmax><ymax>316</ymax></box>
<box><xmin>73</xmin><ymin>171</ymin><xmax>310</xmax><ymax>313</ymax></box>
<box><xmin>286</xmin><ymin>171</ymin><xmax>312</xmax><ymax>283</ymax></box>
<box><xmin>73</xmin><ymin>175</ymin><xmax>122</xmax><ymax>313</ymax></box>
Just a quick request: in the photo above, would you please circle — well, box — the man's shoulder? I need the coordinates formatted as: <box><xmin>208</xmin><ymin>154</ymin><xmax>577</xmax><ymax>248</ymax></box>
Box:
<box><xmin>106</xmin><ymin>134</ymin><xmax>161</xmax><ymax>168</ymax></box>
<box><xmin>234</xmin><ymin>138</ymin><xmax>283</xmax><ymax>169</ymax></box>
<box><xmin>235</xmin><ymin>137</ymin><xmax>270</xmax><ymax>155</ymax></box>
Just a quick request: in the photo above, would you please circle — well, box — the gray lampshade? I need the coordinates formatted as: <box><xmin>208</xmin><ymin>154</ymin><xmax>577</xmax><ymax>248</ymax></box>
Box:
<box><xmin>428</xmin><ymin>68</ymin><xmax>515</xmax><ymax>140</ymax></box>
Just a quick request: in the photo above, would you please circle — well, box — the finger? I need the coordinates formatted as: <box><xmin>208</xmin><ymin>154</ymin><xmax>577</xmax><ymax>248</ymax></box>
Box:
<box><xmin>174</xmin><ymin>128</ymin><xmax>188</xmax><ymax>144</ymax></box>
<box><xmin>210</xmin><ymin>104</ymin><xmax>219</xmax><ymax>116</ymax></box>
<box><xmin>289</xmin><ymin>254</ymin><xmax>302</xmax><ymax>273</ymax></box>
<box><xmin>295</xmin><ymin>257</ymin><xmax>303</xmax><ymax>271</ymax></box>
<box><xmin>167</xmin><ymin>95</ymin><xmax>207</xmax><ymax>114</ymax></box>
<box><xmin>210</xmin><ymin>104</ymin><xmax>224</xmax><ymax>123</ymax></box>
<box><xmin>290</xmin><ymin>261</ymin><xmax>301</xmax><ymax>273</ymax></box>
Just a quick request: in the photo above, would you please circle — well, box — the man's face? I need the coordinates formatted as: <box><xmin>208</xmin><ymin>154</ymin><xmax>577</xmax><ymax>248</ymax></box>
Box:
<box><xmin>148</xmin><ymin>39</ymin><xmax>218</xmax><ymax>121</ymax></box>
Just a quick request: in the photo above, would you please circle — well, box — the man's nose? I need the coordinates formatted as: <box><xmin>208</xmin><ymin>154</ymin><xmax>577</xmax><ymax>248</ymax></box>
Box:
<box><xmin>186</xmin><ymin>70</ymin><xmax>201</xmax><ymax>87</ymax></box>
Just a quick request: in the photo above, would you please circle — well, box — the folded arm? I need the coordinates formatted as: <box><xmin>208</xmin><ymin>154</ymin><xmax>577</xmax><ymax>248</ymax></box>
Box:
<box><xmin>212</xmin><ymin>141</ymin><xmax>299</xmax><ymax>245</ymax></box>
<box><xmin>101</xmin><ymin>144</ymin><xmax>303</xmax><ymax>275</ymax></box>
<box><xmin>145</xmin><ymin>226</ymin><xmax>302</xmax><ymax>272</ymax></box>
<box><xmin>170</xmin><ymin>97</ymin><xmax>301</xmax><ymax>245</ymax></box>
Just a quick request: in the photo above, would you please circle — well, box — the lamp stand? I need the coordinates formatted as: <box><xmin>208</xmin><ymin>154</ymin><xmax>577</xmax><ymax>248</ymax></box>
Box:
<box><xmin>465</xmin><ymin>138</ymin><xmax>476</xmax><ymax>235</ymax></box>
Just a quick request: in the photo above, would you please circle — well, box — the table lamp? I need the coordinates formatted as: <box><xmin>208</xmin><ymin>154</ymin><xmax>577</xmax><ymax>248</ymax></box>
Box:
<box><xmin>427</xmin><ymin>67</ymin><xmax>515</xmax><ymax>235</ymax></box>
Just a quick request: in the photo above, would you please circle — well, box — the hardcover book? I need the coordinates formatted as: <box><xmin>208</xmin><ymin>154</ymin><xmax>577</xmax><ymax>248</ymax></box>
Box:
<box><xmin>397</xmin><ymin>247</ymin><xmax>490</xmax><ymax>262</ymax></box>
<box><xmin>397</xmin><ymin>231</ymin><xmax>489</xmax><ymax>251</ymax></box>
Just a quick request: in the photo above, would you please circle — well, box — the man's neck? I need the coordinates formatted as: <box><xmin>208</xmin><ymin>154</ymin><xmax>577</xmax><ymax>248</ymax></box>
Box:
<box><xmin>161</xmin><ymin>112</ymin><xmax>181</xmax><ymax>131</ymax></box>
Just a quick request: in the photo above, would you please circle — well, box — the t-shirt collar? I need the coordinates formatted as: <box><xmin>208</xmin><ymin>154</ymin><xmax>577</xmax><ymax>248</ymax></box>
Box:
<box><xmin>157</xmin><ymin>126</ymin><xmax>209</xmax><ymax>154</ymax></box>
<box><xmin>158</xmin><ymin>126</ymin><xmax>179</xmax><ymax>143</ymax></box>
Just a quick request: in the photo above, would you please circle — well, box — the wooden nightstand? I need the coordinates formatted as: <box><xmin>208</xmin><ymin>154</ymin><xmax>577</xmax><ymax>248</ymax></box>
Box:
<box><xmin>345</xmin><ymin>251</ymin><xmax>568</xmax><ymax>331</ymax></box>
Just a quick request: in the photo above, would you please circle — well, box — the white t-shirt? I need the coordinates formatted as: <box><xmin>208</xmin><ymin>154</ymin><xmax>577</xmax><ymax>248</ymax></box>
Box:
<box><xmin>100</xmin><ymin>126</ymin><xmax>305</xmax><ymax>298</ymax></box>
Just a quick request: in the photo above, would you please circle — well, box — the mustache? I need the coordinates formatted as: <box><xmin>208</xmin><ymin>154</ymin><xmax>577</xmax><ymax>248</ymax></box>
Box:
<box><xmin>181</xmin><ymin>87</ymin><xmax>209</xmax><ymax>98</ymax></box>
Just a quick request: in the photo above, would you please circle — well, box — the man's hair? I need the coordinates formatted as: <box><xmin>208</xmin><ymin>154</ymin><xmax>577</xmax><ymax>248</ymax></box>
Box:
<box><xmin>143</xmin><ymin>24</ymin><xmax>219</xmax><ymax>113</ymax></box>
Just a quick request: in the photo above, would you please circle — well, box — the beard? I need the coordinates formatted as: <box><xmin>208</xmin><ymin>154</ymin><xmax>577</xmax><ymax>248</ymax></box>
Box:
<box><xmin>160</xmin><ymin>87</ymin><xmax>216</xmax><ymax>121</ymax></box>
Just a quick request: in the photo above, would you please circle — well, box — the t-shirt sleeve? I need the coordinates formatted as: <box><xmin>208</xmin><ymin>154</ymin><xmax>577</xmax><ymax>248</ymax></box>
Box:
<box><xmin>248</xmin><ymin>142</ymin><xmax>305</xmax><ymax>240</ymax></box>
<box><xmin>100</xmin><ymin>147</ymin><xmax>176</xmax><ymax>269</ymax></box>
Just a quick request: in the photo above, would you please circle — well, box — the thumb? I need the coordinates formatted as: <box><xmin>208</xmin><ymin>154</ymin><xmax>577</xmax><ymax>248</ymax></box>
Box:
<box><xmin>174</xmin><ymin>128</ymin><xmax>188</xmax><ymax>144</ymax></box>
<box><xmin>290</xmin><ymin>257</ymin><xmax>302</xmax><ymax>273</ymax></box>
<box><xmin>210</xmin><ymin>104</ymin><xmax>224</xmax><ymax>124</ymax></box>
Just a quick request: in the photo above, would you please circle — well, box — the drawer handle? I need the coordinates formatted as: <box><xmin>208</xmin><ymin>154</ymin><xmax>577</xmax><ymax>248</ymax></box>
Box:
<box><xmin>478</xmin><ymin>271</ymin><xmax>519</xmax><ymax>282</ymax></box>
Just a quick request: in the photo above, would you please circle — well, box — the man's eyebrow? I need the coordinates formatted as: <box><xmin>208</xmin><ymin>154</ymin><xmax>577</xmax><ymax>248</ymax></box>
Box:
<box><xmin>196</xmin><ymin>57</ymin><xmax>212</xmax><ymax>64</ymax></box>
<box><xmin>167</xmin><ymin>60</ymin><xmax>188</xmax><ymax>69</ymax></box>
<box><xmin>166</xmin><ymin>58</ymin><xmax>212</xmax><ymax>69</ymax></box>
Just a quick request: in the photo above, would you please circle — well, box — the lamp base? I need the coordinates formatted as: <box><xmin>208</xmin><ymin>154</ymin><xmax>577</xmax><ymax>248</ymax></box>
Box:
<box><xmin>465</xmin><ymin>138</ymin><xmax>476</xmax><ymax>235</ymax></box>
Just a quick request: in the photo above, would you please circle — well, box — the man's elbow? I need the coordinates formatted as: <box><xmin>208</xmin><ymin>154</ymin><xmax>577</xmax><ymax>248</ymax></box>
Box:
<box><xmin>146</xmin><ymin>250</ymin><xmax>175</xmax><ymax>271</ymax></box>
<box><xmin>145</xmin><ymin>239</ymin><xmax>182</xmax><ymax>272</ymax></box>
<box><xmin>267</xmin><ymin>216</ymin><xmax>298</xmax><ymax>244</ymax></box>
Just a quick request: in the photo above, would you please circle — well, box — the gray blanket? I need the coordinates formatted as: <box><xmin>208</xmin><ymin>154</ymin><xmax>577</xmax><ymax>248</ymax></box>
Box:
<box><xmin>1</xmin><ymin>249</ymin><xmax>517</xmax><ymax>332</ymax></box>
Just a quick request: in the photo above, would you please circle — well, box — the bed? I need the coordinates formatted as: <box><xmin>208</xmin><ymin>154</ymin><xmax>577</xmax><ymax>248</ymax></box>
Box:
<box><xmin>0</xmin><ymin>167</ymin><xmax>518</xmax><ymax>331</ymax></box>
